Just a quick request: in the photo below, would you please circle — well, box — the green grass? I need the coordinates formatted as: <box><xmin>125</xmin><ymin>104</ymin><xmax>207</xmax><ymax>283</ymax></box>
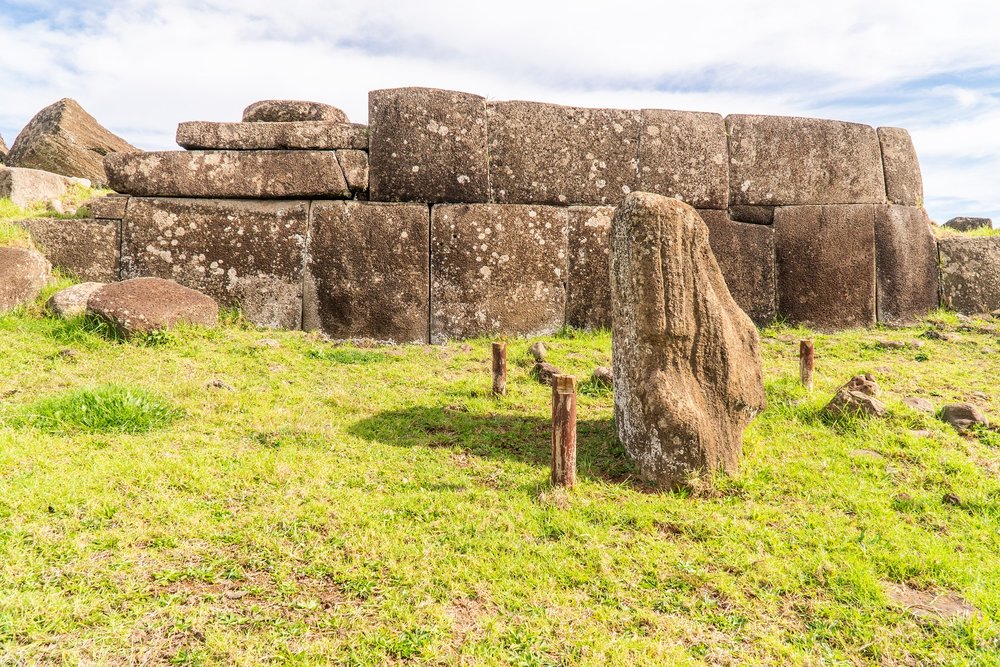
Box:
<box><xmin>0</xmin><ymin>305</ymin><xmax>998</xmax><ymax>664</ymax></box>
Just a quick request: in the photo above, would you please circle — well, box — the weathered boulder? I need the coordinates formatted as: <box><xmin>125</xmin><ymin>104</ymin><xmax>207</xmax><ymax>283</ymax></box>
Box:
<box><xmin>938</xmin><ymin>237</ymin><xmax>1000</xmax><ymax>313</ymax></box>
<box><xmin>104</xmin><ymin>151</ymin><xmax>349</xmax><ymax>199</ymax></box>
<box><xmin>944</xmin><ymin>216</ymin><xmax>992</xmax><ymax>232</ymax></box>
<box><xmin>6</xmin><ymin>99</ymin><xmax>136</xmax><ymax>185</ymax></box>
<box><xmin>0</xmin><ymin>247</ymin><xmax>52</xmax><ymax>312</ymax></box>
<box><xmin>488</xmin><ymin>100</ymin><xmax>641</xmax><ymax>206</ymax></box>
<box><xmin>939</xmin><ymin>403</ymin><xmax>989</xmax><ymax>431</ymax></box>
<box><xmin>727</xmin><ymin>115</ymin><xmax>885</xmax><ymax>206</ymax></box>
<box><xmin>176</xmin><ymin>121</ymin><xmax>368</xmax><ymax>151</ymax></box>
<box><xmin>610</xmin><ymin>192</ymin><xmax>766</xmax><ymax>488</ymax></box>
<box><xmin>875</xmin><ymin>205</ymin><xmax>938</xmax><ymax>324</ymax></box>
<box><xmin>591</xmin><ymin>366</ymin><xmax>614</xmax><ymax>387</ymax></box>
<box><xmin>13</xmin><ymin>218</ymin><xmax>120</xmax><ymax>282</ymax></box>
<box><xmin>87</xmin><ymin>277</ymin><xmax>218</xmax><ymax>337</ymax></box>
<box><xmin>698</xmin><ymin>210</ymin><xmax>776</xmax><ymax>325</ymax></box>
<box><xmin>0</xmin><ymin>166</ymin><xmax>71</xmax><ymax>208</ymax></box>
<box><xmin>824</xmin><ymin>374</ymin><xmax>886</xmax><ymax>419</ymax></box>
<box><xmin>877</xmin><ymin>127</ymin><xmax>923</xmax><ymax>206</ymax></box>
<box><xmin>242</xmin><ymin>100</ymin><xmax>348</xmax><ymax>123</ymax></box>
<box><xmin>903</xmin><ymin>397</ymin><xmax>935</xmax><ymax>414</ymax></box>
<box><xmin>637</xmin><ymin>109</ymin><xmax>729</xmax><ymax>209</ymax></box>
<box><xmin>303</xmin><ymin>201</ymin><xmax>429</xmax><ymax>343</ymax></box>
<box><xmin>369</xmin><ymin>87</ymin><xmax>488</xmax><ymax>203</ymax></box>
<box><xmin>0</xmin><ymin>133</ymin><xmax>7</xmax><ymax>163</ymax></box>
<box><xmin>47</xmin><ymin>282</ymin><xmax>105</xmax><ymax>318</ymax></box>
<box><xmin>566</xmin><ymin>206</ymin><xmax>614</xmax><ymax>329</ymax></box>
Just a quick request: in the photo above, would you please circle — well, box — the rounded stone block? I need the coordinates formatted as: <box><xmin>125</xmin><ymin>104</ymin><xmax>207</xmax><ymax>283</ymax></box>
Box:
<box><xmin>638</xmin><ymin>109</ymin><xmax>729</xmax><ymax>209</ymax></box>
<box><xmin>875</xmin><ymin>205</ymin><xmax>937</xmax><ymax>324</ymax></box>
<box><xmin>242</xmin><ymin>100</ymin><xmax>348</xmax><ymax>123</ymax></box>
<box><xmin>877</xmin><ymin>127</ymin><xmax>923</xmax><ymax>207</ymax></box>
<box><xmin>88</xmin><ymin>277</ymin><xmax>218</xmax><ymax>337</ymax></box>
<box><xmin>0</xmin><ymin>166</ymin><xmax>71</xmax><ymax>208</ymax></box>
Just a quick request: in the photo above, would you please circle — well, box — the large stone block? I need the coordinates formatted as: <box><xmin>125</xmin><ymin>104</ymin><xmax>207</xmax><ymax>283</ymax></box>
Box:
<box><xmin>938</xmin><ymin>237</ymin><xmax>1000</xmax><ymax>314</ymax></box>
<box><xmin>304</xmin><ymin>201</ymin><xmax>429</xmax><ymax>343</ymax></box>
<box><xmin>243</xmin><ymin>100</ymin><xmax>348</xmax><ymax>124</ymax></box>
<box><xmin>566</xmin><ymin>206</ymin><xmax>614</xmax><ymax>329</ymax></box>
<box><xmin>774</xmin><ymin>205</ymin><xmax>876</xmax><ymax>328</ymax></box>
<box><xmin>0</xmin><ymin>166</ymin><xmax>70</xmax><ymax>208</ymax></box>
<box><xmin>15</xmin><ymin>218</ymin><xmax>119</xmax><ymax>282</ymax></box>
<box><xmin>874</xmin><ymin>205</ymin><xmax>938</xmax><ymax>324</ymax></box>
<box><xmin>637</xmin><ymin>109</ymin><xmax>729</xmax><ymax>209</ymax></box>
<box><xmin>431</xmin><ymin>204</ymin><xmax>567</xmax><ymax>342</ymax></box>
<box><xmin>877</xmin><ymin>127</ymin><xmax>923</xmax><ymax>206</ymax></box>
<box><xmin>488</xmin><ymin>101</ymin><xmax>641</xmax><ymax>206</ymax></box>
<box><xmin>176</xmin><ymin>121</ymin><xmax>368</xmax><ymax>151</ymax></box>
<box><xmin>727</xmin><ymin>115</ymin><xmax>885</xmax><ymax>206</ymax></box>
<box><xmin>120</xmin><ymin>198</ymin><xmax>309</xmax><ymax>329</ymax></box>
<box><xmin>104</xmin><ymin>151</ymin><xmax>349</xmax><ymax>199</ymax></box>
<box><xmin>88</xmin><ymin>195</ymin><xmax>129</xmax><ymax>220</ymax></box>
<box><xmin>698</xmin><ymin>210</ymin><xmax>776</xmax><ymax>325</ymax></box>
<box><xmin>368</xmin><ymin>87</ymin><xmax>488</xmax><ymax>203</ymax></box>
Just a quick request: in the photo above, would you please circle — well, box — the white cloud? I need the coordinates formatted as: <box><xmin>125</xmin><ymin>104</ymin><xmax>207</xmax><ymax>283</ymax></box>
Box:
<box><xmin>1</xmin><ymin>0</ymin><xmax>998</xmax><ymax>221</ymax></box>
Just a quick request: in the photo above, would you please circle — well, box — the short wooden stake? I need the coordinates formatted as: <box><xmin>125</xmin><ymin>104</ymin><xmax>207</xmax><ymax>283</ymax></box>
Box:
<box><xmin>800</xmin><ymin>339</ymin><xmax>814</xmax><ymax>391</ymax></box>
<box><xmin>491</xmin><ymin>342</ymin><xmax>507</xmax><ymax>396</ymax></box>
<box><xmin>551</xmin><ymin>374</ymin><xmax>577</xmax><ymax>488</ymax></box>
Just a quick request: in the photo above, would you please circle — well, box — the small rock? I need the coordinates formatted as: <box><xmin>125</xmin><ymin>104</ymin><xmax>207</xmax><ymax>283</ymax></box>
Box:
<box><xmin>907</xmin><ymin>429</ymin><xmax>932</xmax><ymax>438</ymax></box>
<box><xmin>903</xmin><ymin>397</ymin><xmax>935</xmax><ymax>414</ymax></box>
<box><xmin>909</xmin><ymin>340</ymin><xmax>926</xmax><ymax>349</ymax></box>
<box><xmin>223</xmin><ymin>590</ymin><xmax>248</xmax><ymax>600</ymax></box>
<box><xmin>591</xmin><ymin>366</ymin><xmax>614</xmax><ymax>387</ymax></box>
<box><xmin>970</xmin><ymin>391</ymin><xmax>988</xmax><ymax>401</ymax></box>
<box><xmin>942</xmin><ymin>492</ymin><xmax>962</xmax><ymax>507</ymax></box>
<box><xmin>47</xmin><ymin>282</ymin><xmax>105</xmax><ymax>318</ymax></box>
<box><xmin>846</xmin><ymin>373</ymin><xmax>880</xmax><ymax>397</ymax></box>
<box><xmin>533</xmin><ymin>361</ymin><xmax>563</xmax><ymax>386</ymax></box>
<box><xmin>86</xmin><ymin>277</ymin><xmax>218</xmax><ymax>338</ymax></box>
<box><xmin>939</xmin><ymin>403</ymin><xmax>989</xmax><ymax>430</ymax></box>
<box><xmin>256</xmin><ymin>338</ymin><xmax>280</xmax><ymax>348</ymax></box>
<box><xmin>528</xmin><ymin>341</ymin><xmax>547</xmax><ymax>362</ymax></box>
<box><xmin>876</xmin><ymin>339</ymin><xmax>907</xmax><ymax>350</ymax></box>
<box><xmin>48</xmin><ymin>198</ymin><xmax>64</xmax><ymax>215</ymax></box>
<box><xmin>921</xmin><ymin>330</ymin><xmax>956</xmax><ymax>342</ymax></box>
<box><xmin>824</xmin><ymin>375</ymin><xmax>886</xmax><ymax>419</ymax></box>
<box><xmin>206</xmin><ymin>379</ymin><xmax>234</xmax><ymax>391</ymax></box>
<box><xmin>56</xmin><ymin>348</ymin><xmax>79</xmax><ymax>360</ymax></box>
<box><xmin>893</xmin><ymin>493</ymin><xmax>913</xmax><ymax>503</ymax></box>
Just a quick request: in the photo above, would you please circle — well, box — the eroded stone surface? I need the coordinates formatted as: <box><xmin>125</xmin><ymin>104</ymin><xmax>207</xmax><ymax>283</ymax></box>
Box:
<box><xmin>875</xmin><ymin>205</ymin><xmax>938</xmax><ymax>324</ymax></box>
<box><xmin>566</xmin><ymin>206</ymin><xmax>614</xmax><ymax>330</ymax></box>
<box><xmin>877</xmin><ymin>127</ymin><xmax>923</xmax><ymax>206</ymax></box>
<box><xmin>88</xmin><ymin>277</ymin><xmax>218</xmax><ymax>337</ymax></box>
<box><xmin>14</xmin><ymin>218</ymin><xmax>119</xmax><ymax>282</ymax></box>
<box><xmin>0</xmin><ymin>133</ymin><xmax>7</xmax><ymax>163</ymax></box>
<box><xmin>337</xmin><ymin>150</ymin><xmax>369</xmax><ymax>196</ymax></box>
<box><xmin>0</xmin><ymin>166</ymin><xmax>71</xmax><ymax>208</ymax></box>
<box><xmin>47</xmin><ymin>282</ymin><xmax>105</xmax><ymax>318</ymax></box>
<box><xmin>431</xmin><ymin>204</ymin><xmax>567</xmax><ymax>342</ymax></box>
<box><xmin>939</xmin><ymin>237</ymin><xmax>1000</xmax><ymax>314</ymax></box>
<box><xmin>7</xmin><ymin>98</ymin><xmax>136</xmax><ymax>185</ymax></box>
<box><xmin>121</xmin><ymin>198</ymin><xmax>308</xmax><ymax>328</ymax></box>
<box><xmin>727</xmin><ymin>115</ymin><xmax>885</xmax><ymax>206</ymax></box>
<box><xmin>176</xmin><ymin>121</ymin><xmax>368</xmax><ymax>150</ymax></box>
<box><xmin>698</xmin><ymin>210</ymin><xmax>776</xmax><ymax>325</ymax></box>
<box><xmin>488</xmin><ymin>101</ymin><xmax>640</xmax><ymax>206</ymax></box>
<box><xmin>104</xmin><ymin>151</ymin><xmax>349</xmax><ymax>199</ymax></box>
<box><xmin>88</xmin><ymin>195</ymin><xmax>129</xmax><ymax>220</ymax></box>
<box><xmin>944</xmin><ymin>216</ymin><xmax>992</xmax><ymax>232</ymax></box>
<box><xmin>774</xmin><ymin>204</ymin><xmax>876</xmax><ymax>328</ymax></box>
<box><xmin>304</xmin><ymin>201</ymin><xmax>429</xmax><ymax>343</ymax></box>
<box><xmin>0</xmin><ymin>247</ymin><xmax>51</xmax><ymax>312</ymax></box>
<box><xmin>729</xmin><ymin>205</ymin><xmax>775</xmax><ymax>225</ymax></box>
<box><xmin>369</xmin><ymin>87</ymin><xmax>488</xmax><ymax>203</ymax></box>
<box><xmin>637</xmin><ymin>109</ymin><xmax>728</xmax><ymax>209</ymax></box>
<box><xmin>610</xmin><ymin>192</ymin><xmax>765</xmax><ymax>488</ymax></box>
<box><xmin>242</xmin><ymin>100</ymin><xmax>348</xmax><ymax>123</ymax></box>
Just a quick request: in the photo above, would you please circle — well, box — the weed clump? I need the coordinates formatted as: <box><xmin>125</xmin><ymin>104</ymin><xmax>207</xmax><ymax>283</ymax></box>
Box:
<box><xmin>23</xmin><ymin>384</ymin><xmax>181</xmax><ymax>434</ymax></box>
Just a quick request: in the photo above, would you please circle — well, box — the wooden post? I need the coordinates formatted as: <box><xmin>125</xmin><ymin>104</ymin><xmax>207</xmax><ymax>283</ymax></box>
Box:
<box><xmin>491</xmin><ymin>342</ymin><xmax>507</xmax><ymax>396</ymax></box>
<box><xmin>800</xmin><ymin>339</ymin><xmax>814</xmax><ymax>391</ymax></box>
<box><xmin>551</xmin><ymin>374</ymin><xmax>577</xmax><ymax>488</ymax></box>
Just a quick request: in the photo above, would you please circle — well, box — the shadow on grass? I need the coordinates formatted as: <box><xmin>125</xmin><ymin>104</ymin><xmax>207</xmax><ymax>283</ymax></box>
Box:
<box><xmin>348</xmin><ymin>405</ymin><xmax>639</xmax><ymax>486</ymax></box>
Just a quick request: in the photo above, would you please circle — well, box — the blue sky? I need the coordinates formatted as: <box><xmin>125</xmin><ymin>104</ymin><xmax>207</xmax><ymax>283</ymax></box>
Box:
<box><xmin>1</xmin><ymin>0</ymin><xmax>997</xmax><ymax>223</ymax></box>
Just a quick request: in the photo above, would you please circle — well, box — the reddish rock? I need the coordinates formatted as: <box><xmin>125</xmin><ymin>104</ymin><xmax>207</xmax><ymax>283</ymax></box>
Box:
<box><xmin>242</xmin><ymin>100</ymin><xmax>348</xmax><ymax>123</ymax></box>
<box><xmin>637</xmin><ymin>109</ymin><xmax>729</xmax><ymax>209</ymax></box>
<box><xmin>87</xmin><ymin>277</ymin><xmax>219</xmax><ymax>337</ymax></box>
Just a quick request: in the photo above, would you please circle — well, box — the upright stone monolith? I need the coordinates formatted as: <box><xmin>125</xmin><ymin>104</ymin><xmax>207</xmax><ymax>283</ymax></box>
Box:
<box><xmin>610</xmin><ymin>192</ymin><xmax>766</xmax><ymax>488</ymax></box>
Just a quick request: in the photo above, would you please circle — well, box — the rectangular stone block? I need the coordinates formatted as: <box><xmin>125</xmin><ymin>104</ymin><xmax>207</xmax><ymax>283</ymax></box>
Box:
<box><xmin>698</xmin><ymin>210</ymin><xmax>776</xmax><ymax>325</ymax></box>
<box><xmin>488</xmin><ymin>101</ymin><xmax>641</xmax><ymax>206</ymax></box>
<box><xmin>877</xmin><ymin>127</ymin><xmax>923</xmax><ymax>207</ymax></box>
<box><xmin>304</xmin><ymin>201</ymin><xmax>429</xmax><ymax>344</ymax></box>
<box><xmin>121</xmin><ymin>198</ymin><xmax>309</xmax><ymax>329</ymax></box>
<box><xmin>15</xmin><ymin>218</ymin><xmax>119</xmax><ymax>282</ymax></box>
<box><xmin>729</xmin><ymin>205</ymin><xmax>774</xmax><ymax>225</ymax></box>
<box><xmin>104</xmin><ymin>151</ymin><xmax>349</xmax><ymax>199</ymax></box>
<box><xmin>637</xmin><ymin>109</ymin><xmax>729</xmax><ymax>209</ymax></box>
<box><xmin>774</xmin><ymin>205</ymin><xmax>876</xmax><ymax>328</ymax></box>
<box><xmin>88</xmin><ymin>195</ymin><xmax>128</xmax><ymax>220</ymax></box>
<box><xmin>369</xmin><ymin>87</ymin><xmax>488</xmax><ymax>203</ymax></box>
<box><xmin>566</xmin><ymin>206</ymin><xmax>614</xmax><ymax>330</ymax></box>
<box><xmin>727</xmin><ymin>115</ymin><xmax>886</xmax><ymax>206</ymax></box>
<box><xmin>939</xmin><ymin>237</ymin><xmax>1000</xmax><ymax>314</ymax></box>
<box><xmin>431</xmin><ymin>204</ymin><xmax>568</xmax><ymax>342</ymax></box>
<box><xmin>337</xmin><ymin>150</ymin><xmax>369</xmax><ymax>197</ymax></box>
<box><xmin>0</xmin><ymin>166</ymin><xmax>69</xmax><ymax>208</ymax></box>
<box><xmin>176</xmin><ymin>121</ymin><xmax>369</xmax><ymax>150</ymax></box>
<box><xmin>875</xmin><ymin>205</ymin><xmax>938</xmax><ymax>324</ymax></box>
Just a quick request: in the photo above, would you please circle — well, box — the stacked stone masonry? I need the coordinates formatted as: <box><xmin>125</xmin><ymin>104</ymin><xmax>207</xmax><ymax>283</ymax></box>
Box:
<box><xmin>21</xmin><ymin>89</ymin><xmax>970</xmax><ymax>340</ymax></box>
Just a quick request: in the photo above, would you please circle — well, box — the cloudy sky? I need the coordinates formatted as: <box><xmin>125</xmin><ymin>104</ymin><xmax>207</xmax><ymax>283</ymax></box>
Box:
<box><xmin>1</xmin><ymin>0</ymin><xmax>997</xmax><ymax>222</ymax></box>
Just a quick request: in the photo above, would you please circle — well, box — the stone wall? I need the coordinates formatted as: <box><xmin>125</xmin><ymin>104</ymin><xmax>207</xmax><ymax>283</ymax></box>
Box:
<box><xmin>16</xmin><ymin>88</ymin><xmax>968</xmax><ymax>341</ymax></box>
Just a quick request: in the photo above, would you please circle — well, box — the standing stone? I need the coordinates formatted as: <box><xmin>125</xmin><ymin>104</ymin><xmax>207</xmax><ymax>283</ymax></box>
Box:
<box><xmin>488</xmin><ymin>101</ymin><xmax>641</xmax><ymax>206</ymax></box>
<box><xmin>774</xmin><ymin>205</ymin><xmax>876</xmax><ymax>328</ymax></box>
<box><xmin>369</xmin><ymin>87</ymin><xmax>488</xmax><ymax>203</ymax></box>
<box><xmin>87</xmin><ymin>278</ymin><xmax>218</xmax><ymax>338</ymax></box>
<box><xmin>698</xmin><ymin>210</ymin><xmax>776</xmax><ymax>325</ymax></box>
<box><xmin>637</xmin><ymin>109</ymin><xmax>729</xmax><ymax>209</ymax></box>
<box><xmin>566</xmin><ymin>206</ymin><xmax>614</xmax><ymax>329</ymax></box>
<box><xmin>877</xmin><ymin>127</ymin><xmax>923</xmax><ymax>206</ymax></box>
<box><xmin>120</xmin><ymin>198</ymin><xmax>308</xmax><ymax>329</ymax></box>
<box><xmin>304</xmin><ymin>201</ymin><xmax>429</xmax><ymax>343</ymax></box>
<box><xmin>431</xmin><ymin>204</ymin><xmax>568</xmax><ymax>342</ymax></box>
<box><xmin>0</xmin><ymin>133</ymin><xmax>7</xmax><ymax>163</ymax></box>
<box><xmin>727</xmin><ymin>115</ymin><xmax>885</xmax><ymax>206</ymax></box>
<box><xmin>242</xmin><ymin>100</ymin><xmax>349</xmax><ymax>123</ymax></box>
<box><xmin>938</xmin><ymin>237</ymin><xmax>1000</xmax><ymax>314</ymax></box>
<box><xmin>875</xmin><ymin>205</ymin><xmax>938</xmax><ymax>324</ymax></box>
<box><xmin>944</xmin><ymin>216</ymin><xmax>992</xmax><ymax>232</ymax></box>
<box><xmin>0</xmin><ymin>166</ymin><xmax>71</xmax><ymax>208</ymax></box>
<box><xmin>13</xmin><ymin>218</ymin><xmax>119</xmax><ymax>282</ymax></box>
<box><xmin>0</xmin><ymin>247</ymin><xmax>52</xmax><ymax>312</ymax></box>
<box><xmin>7</xmin><ymin>99</ymin><xmax>136</xmax><ymax>186</ymax></box>
<box><xmin>176</xmin><ymin>121</ymin><xmax>368</xmax><ymax>151</ymax></box>
<box><xmin>610</xmin><ymin>192</ymin><xmax>765</xmax><ymax>488</ymax></box>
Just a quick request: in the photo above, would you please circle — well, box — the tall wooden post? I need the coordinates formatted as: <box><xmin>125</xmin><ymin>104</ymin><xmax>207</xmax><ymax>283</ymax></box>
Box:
<box><xmin>551</xmin><ymin>374</ymin><xmax>577</xmax><ymax>488</ymax></box>
<box><xmin>491</xmin><ymin>342</ymin><xmax>507</xmax><ymax>396</ymax></box>
<box><xmin>800</xmin><ymin>339</ymin><xmax>814</xmax><ymax>391</ymax></box>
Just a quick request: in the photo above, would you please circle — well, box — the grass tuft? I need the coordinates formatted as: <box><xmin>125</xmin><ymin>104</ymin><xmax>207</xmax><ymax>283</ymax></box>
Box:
<box><xmin>21</xmin><ymin>384</ymin><xmax>182</xmax><ymax>434</ymax></box>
